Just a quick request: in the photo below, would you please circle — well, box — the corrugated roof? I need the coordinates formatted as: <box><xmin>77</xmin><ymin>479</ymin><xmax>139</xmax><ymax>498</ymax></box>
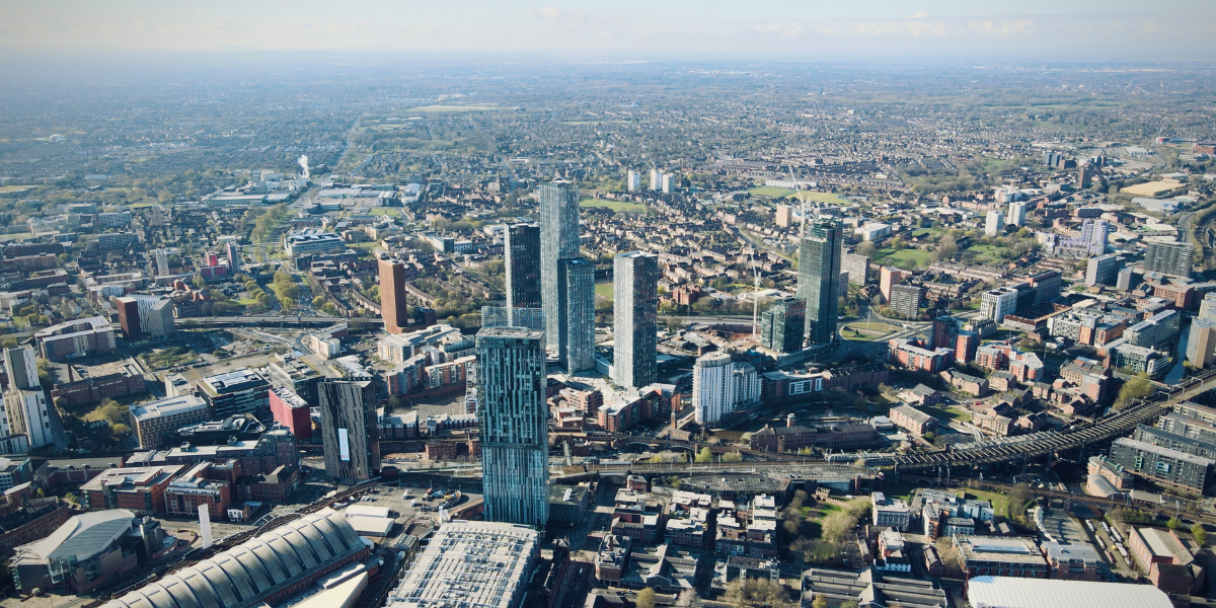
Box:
<box><xmin>968</xmin><ymin>576</ymin><xmax>1171</xmax><ymax>608</ymax></box>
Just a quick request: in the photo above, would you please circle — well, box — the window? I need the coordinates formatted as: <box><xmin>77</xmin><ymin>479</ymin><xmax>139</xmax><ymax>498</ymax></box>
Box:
<box><xmin>1156</xmin><ymin>461</ymin><xmax>1171</xmax><ymax>474</ymax></box>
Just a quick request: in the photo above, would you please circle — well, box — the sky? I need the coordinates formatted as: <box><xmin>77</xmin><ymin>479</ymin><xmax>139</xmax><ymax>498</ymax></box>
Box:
<box><xmin>2</xmin><ymin>0</ymin><xmax>1214</xmax><ymax>62</ymax></box>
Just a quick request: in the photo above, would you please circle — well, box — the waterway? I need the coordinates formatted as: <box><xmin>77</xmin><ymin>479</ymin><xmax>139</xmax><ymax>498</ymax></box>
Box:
<box><xmin>1164</xmin><ymin>319</ymin><xmax>1191</xmax><ymax>384</ymax></box>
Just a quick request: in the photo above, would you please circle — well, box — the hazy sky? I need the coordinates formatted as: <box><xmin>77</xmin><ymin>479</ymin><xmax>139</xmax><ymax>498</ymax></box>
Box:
<box><xmin>2</xmin><ymin>0</ymin><xmax>1214</xmax><ymax>61</ymax></box>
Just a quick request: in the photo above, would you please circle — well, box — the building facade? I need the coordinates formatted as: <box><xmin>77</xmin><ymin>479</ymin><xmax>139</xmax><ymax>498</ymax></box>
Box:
<box><xmin>505</xmin><ymin>223</ymin><xmax>542</xmax><ymax>310</ymax></box>
<box><xmin>613</xmin><ymin>252</ymin><xmax>658</xmax><ymax>389</ymax></box>
<box><xmin>478</xmin><ymin>327</ymin><xmax>549</xmax><ymax>527</ymax></box>
<box><xmin>379</xmin><ymin>257</ymin><xmax>410</xmax><ymax>335</ymax></box>
<box><xmin>318</xmin><ymin>380</ymin><xmax>379</xmax><ymax>485</ymax></box>
<box><xmin>797</xmin><ymin>221</ymin><xmax>843</xmax><ymax>347</ymax></box>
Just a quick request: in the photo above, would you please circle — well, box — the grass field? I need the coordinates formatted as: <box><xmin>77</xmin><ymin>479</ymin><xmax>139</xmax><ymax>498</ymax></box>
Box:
<box><xmin>842</xmin><ymin>321</ymin><xmax>901</xmax><ymax>342</ymax></box>
<box><xmin>580</xmin><ymin>199</ymin><xmax>647</xmax><ymax>214</ymax></box>
<box><xmin>595</xmin><ymin>282</ymin><xmax>614</xmax><ymax>300</ymax></box>
<box><xmin>1121</xmin><ymin>179</ymin><xmax>1183</xmax><ymax>197</ymax></box>
<box><xmin>369</xmin><ymin>208</ymin><xmax>403</xmax><ymax>217</ymax></box>
<box><xmin>923</xmin><ymin>405</ymin><xmax>972</xmax><ymax>424</ymax></box>
<box><xmin>966</xmin><ymin>244</ymin><xmax>1008</xmax><ymax>264</ymax></box>
<box><xmin>407</xmin><ymin>104</ymin><xmax>505</xmax><ymax>113</ymax></box>
<box><xmin>748</xmin><ymin>186</ymin><xmax>795</xmax><ymax>198</ymax></box>
<box><xmin>874</xmin><ymin>248</ymin><xmax>931</xmax><ymax>268</ymax></box>
<box><xmin>0</xmin><ymin>233</ymin><xmax>32</xmax><ymax>242</ymax></box>
<box><xmin>0</xmin><ymin>185</ymin><xmax>36</xmax><ymax>194</ymax></box>
<box><xmin>795</xmin><ymin>191</ymin><xmax>851</xmax><ymax>205</ymax></box>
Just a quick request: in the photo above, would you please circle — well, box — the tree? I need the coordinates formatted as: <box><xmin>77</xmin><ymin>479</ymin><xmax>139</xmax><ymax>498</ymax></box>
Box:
<box><xmin>312</xmin><ymin>296</ymin><xmax>326</xmax><ymax>308</ymax></box>
<box><xmin>635</xmin><ymin>588</ymin><xmax>657</xmax><ymax>608</ymax></box>
<box><xmin>855</xmin><ymin>241</ymin><xmax>876</xmax><ymax>257</ymax></box>
<box><xmin>111</xmin><ymin>423</ymin><xmax>130</xmax><ymax>434</ymax></box>
<box><xmin>811</xmin><ymin>596</ymin><xmax>828</xmax><ymax>608</ymax></box>
<box><xmin>1114</xmin><ymin>372</ymin><xmax>1153</xmax><ymax>411</ymax></box>
<box><xmin>676</xmin><ymin>590</ymin><xmax>698</xmax><ymax>608</ymax></box>
<box><xmin>725</xmin><ymin>578</ymin><xmax>793</xmax><ymax>608</ymax></box>
<box><xmin>1192</xmin><ymin>523</ymin><xmax>1207</xmax><ymax>545</ymax></box>
<box><xmin>1167</xmin><ymin>517</ymin><xmax>1180</xmax><ymax>530</ymax></box>
<box><xmin>722</xmin><ymin>452</ymin><xmax>743</xmax><ymax>462</ymax></box>
<box><xmin>695</xmin><ymin>447</ymin><xmax>714</xmax><ymax>463</ymax></box>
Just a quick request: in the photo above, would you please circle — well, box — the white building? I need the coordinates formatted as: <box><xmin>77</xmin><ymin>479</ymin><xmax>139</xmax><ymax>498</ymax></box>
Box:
<box><xmin>650</xmin><ymin>169</ymin><xmax>662</xmax><ymax>191</ymax></box>
<box><xmin>3</xmin><ymin>389</ymin><xmax>51</xmax><ymax>450</ymax></box>
<box><xmin>692</xmin><ymin>352</ymin><xmax>733</xmax><ymax>425</ymax></box>
<box><xmin>306</xmin><ymin>334</ymin><xmax>342</xmax><ymax>359</ymax></box>
<box><xmin>980</xmin><ymin>287</ymin><xmax>1020</xmax><ymax>323</ymax></box>
<box><xmin>853</xmin><ymin>222</ymin><xmax>892</xmax><ymax>241</ymax></box>
<box><xmin>1007</xmin><ymin>201</ymin><xmax>1027</xmax><ymax>227</ymax></box>
<box><xmin>627</xmin><ymin>171</ymin><xmax>641</xmax><ymax>192</ymax></box>
<box><xmin>283</xmin><ymin>230</ymin><xmax>345</xmax><ymax>257</ymax></box>
<box><xmin>662</xmin><ymin>173</ymin><xmax>677</xmax><ymax>194</ymax></box>
<box><xmin>731</xmin><ymin>362</ymin><xmax>761</xmax><ymax>408</ymax></box>
<box><xmin>985</xmin><ymin>210</ymin><xmax>1004</xmax><ymax>236</ymax></box>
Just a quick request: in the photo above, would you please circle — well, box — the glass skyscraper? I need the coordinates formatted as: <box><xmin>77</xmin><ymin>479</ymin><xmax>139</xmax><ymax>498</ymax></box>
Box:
<box><xmin>505</xmin><ymin>223</ymin><xmax>541</xmax><ymax>310</ymax></box>
<box><xmin>759</xmin><ymin>295</ymin><xmax>805</xmax><ymax>354</ymax></box>
<box><xmin>797</xmin><ymin>220</ymin><xmax>844</xmax><ymax>347</ymax></box>
<box><xmin>539</xmin><ymin>180</ymin><xmax>594</xmax><ymax>371</ymax></box>
<box><xmin>612</xmin><ymin>251</ymin><xmax>658</xmax><ymax>388</ymax></box>
<box><xmin>477</xmin><ymin>327</ymin><xmax>549</xmax><ymax>527</ymax></box>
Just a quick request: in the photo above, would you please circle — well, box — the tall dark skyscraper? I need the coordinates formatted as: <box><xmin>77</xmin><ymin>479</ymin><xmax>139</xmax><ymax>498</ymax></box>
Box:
<box><xmin>797</xmin><ymin>220</ymin><xmax>844</xmax><ymax>347</ymax></box>
<box><xmin>318</xmin><ymin>379</ymin><xmax>380</xmax><ymax>485</ymax></box>
<box><xmin>759</xmin><ymin>296</ymin><xmax>805</xmax><ymax>354</ymax></box>
<box><xmin>378</xmin><ymin>257</ymin><xmax>410</xmax><ymax>335</ymax></box>
<box><xmin>612</xmin><ymin>251</ymin><xmax>658</xmax><ymax>388</ymax></box>
<box><xmin>477</xmin><ymin>327</ymin><xmax>549</xmax><ymax>527</ymax></box>
<box><xmin>505</xmin><ymin>223</ymin><xmax>542</xmax><ymax>310</ymax></box>
<box><xmin>539</xmin><ymin>180</ymin><xmax>594</xmax><ymax>372</ymax></box>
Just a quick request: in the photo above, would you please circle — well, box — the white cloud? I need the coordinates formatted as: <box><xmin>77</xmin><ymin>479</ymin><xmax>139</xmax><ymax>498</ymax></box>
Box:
<box><xmin>909</xmin><ymin>10</ymin><xmax>928</xmax><ymax>19</ymax></box>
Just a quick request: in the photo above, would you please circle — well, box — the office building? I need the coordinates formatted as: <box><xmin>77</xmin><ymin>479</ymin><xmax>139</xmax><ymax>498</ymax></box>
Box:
<box><xmin>955</xmin><ymin>535</ymin><xmax>1049</xmax><ymax>580</ymax></box>
<box><xmin>477</xmin><ymin>327</ymin><xmax>549</xmax><ymax>527</ymax></box>
<box><xmin>1143</xmin><ymin>241</ymin><xmax>1194</xmax><ymax>278</ymax></box>
<box><xmin>797</xmin><ymin>221</ymin><xmax>843</xmax><ymax>347</ymax></box>
<box><xmin>1086</xmin><ymin>254</ymin><xmax>1122</xmax><ymax>287</ymax></box>
<box><xmin>627</xmin><ymin>170</ymin><xmax>641</xmax><ymax>192</ymax></box>
<box><xmin>985</xmin><ymin>210</ymin><xmax>1004</xmax><ymax>236</ymax></box>
<box><xmin>379</xmin><ymin>257</ymin><xmax>410</xmax><ymax>335</ymax></box>
<box><xmin>129</xmin><ymin>394</ymin><xmax>210</xmax><ymax>449</ymax></box>
<box><xmin>980</xmin><ymin>287</ymin><xmax>1021</xmax><ymax>324</ymax></box>
<box><xmin>759</xmin><ymin>296</ymin><xmax>805</xmax><ymax>354</ymax></box>
<box><xmin>1200</xmin><ymin>293</ymin><xmax>1216</xmax><ymax>322</ymax></box>
<box><xmin>1109</xmin><ymin>437</ymin><xmax>1213</xmax><ymax>495</ymax></box>
<box><xmin>10</xmin><ymin>510</ymin><xmax>172</xmax><ymax>595</ymax></box>
<box><xmin>559</xmin><ymin>258</ymin><xmax>596</xmax><ymax>372</ymax></box>
<box><xmin>871</xmin><ymin>492</ymin><xmax>912</xmax><ymax>531</ymax></box>
<box><xmin>1125</xmin><ymin>310</ymin><xmax>1181</xmax><ymax>348</ymax></box>
<box><xmin>282</xmin><ymin>231</ymin><xmax>343</xmax><ymax>257</ymax></box>
<box><xmin>35</xmin><ymin>317</ymin><xmax>116</xmax><ymax>362</ymax></box>
<box><xmin>505</xmin><ymin>223</ymin><xmax>542</xmax><ymax>311</ymax></box>
<box><xmin>102</xmin><ymin>509</ymin><xmax>371</xmax><ymax>608</ymax></box>
<box><xmin>889</xmin><ymin>285</ymin><xmax>922</xmax><ymax>319</ymax></box>
<box><xmin>1189</xmin><ymin>319</ymin><xmax>1216</xmax><ymax>369</ymax></box>
<box><xmin>196</xmin><ymin>368</ymin><xmax>270</xmax><ymax>419</ymax></box>
<box><xmin>385</xmin><ymin>522</ymin><xmax>539</xmax><ymax>608</ymax></box>
<box><xmin>802</xmin><ymin>568</ymin><xmax>947</xmax><ymax>608</ymax></box>
<box><xmin>265</xmin><ymin>352</ymin><xmax>322</xmax><ymax>404</ymax></box>
<box><xmin>318</xmin><ymin>380</ymin><xmax>379</xmax><ymax>485</ymax></box>
<box><xmin>113</xmin><ymin>296</ymin><xmax>175</xmax><ymax>341</ymax></box>
<box><xmin>613</xmin><ymin>252</ymin><xmax>658</xmax><ymax>388</ymax></box>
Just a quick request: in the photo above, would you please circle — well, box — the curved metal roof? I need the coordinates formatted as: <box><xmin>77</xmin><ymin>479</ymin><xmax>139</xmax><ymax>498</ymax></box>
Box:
<box><xmin>101</xmin><ymin>510</ymin><xmax>364</xmax><ymax>608</ymax></box>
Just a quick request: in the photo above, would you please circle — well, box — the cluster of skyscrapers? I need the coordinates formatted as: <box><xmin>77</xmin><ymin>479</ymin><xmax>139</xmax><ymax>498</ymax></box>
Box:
<box><xmin>476</xmin><ymin>180</ymin><xmax>662</xmax><ymax>528</ymax></box>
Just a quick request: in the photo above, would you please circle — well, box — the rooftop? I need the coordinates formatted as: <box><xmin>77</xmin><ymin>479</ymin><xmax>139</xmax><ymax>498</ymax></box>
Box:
<box><xmin>17</xmin><ymin>509</ymin><xmax>134</xmax><ymax>563</ymax></box>
<box><xmin>967</xmin><ymin>575</ymin><xmax>1171</xmax><ymax>608</ymax></box>
<box><xmin>386</xmin><ymin>522</ymin><xmax>539</xmax><ymax>608</ymax></box>
<box><xmin>129</xmin><ymin>395</ymin><xmax>209</xmax><ymax>422</ymax></box>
